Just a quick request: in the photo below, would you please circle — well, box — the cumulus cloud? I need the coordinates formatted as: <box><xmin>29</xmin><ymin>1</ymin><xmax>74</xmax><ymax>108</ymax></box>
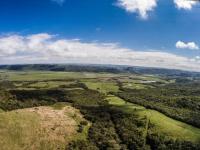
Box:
<box><xmin>116</xmin><ymin>0</ymin><xmax>157</xmax><ymax>19</ymax></box>
<box><xmin>0</xmin><ymin>33</ymin><xmax>200</xmax><ymax>71</ymax></box>
<box><xmin>174</xmin><ymin>0</ymin><xmax>198</xmax><ymax>10</ymax></box>
<box><xmin>176</xmin><ymin>41</ymin><xmax>199</xmax><ymax>50</ymax></box>
<box><xmin>51</xmin><ymin>0</ymin><xmax>65</xmax><ymax>5</ymax></box>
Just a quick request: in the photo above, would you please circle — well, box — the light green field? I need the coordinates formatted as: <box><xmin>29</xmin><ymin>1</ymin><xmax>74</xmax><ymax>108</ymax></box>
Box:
<box><xmin>143</xmin><ymin>110</ymin><xmax>200</xmax><ymax>142</ymax></box>
<box><xmin>0</xmin><ymin>71</ymin><xmax>120</xmax><ymax>81</ymax></box>
<box><xmin>83</xmin><ymin>81</ymin><xmax>119</xmax><ymax>93</ymax></box>
<box><xmin>117</xmin><ymin>74</ymin><xmax>169</xmax><ymax>84</ymax></box>
<box><xmin>2</xmin><ymin>71</ymin><xmax>84</xmax><ymax>81</ymax></box>
<box><xmin>0</xmin><ymin>71</ymin><xmax>170</xmax><ymax>84</ymax></box>
<box><xmin>0</xmin><ymin>105</ymin><xmax>87</xmax><ymax>150</ymax></box>
<box><xmin>122</xmin><ymin>82</ymin><xmax>151</xmax><ymax>89</ymax></box>
<box><xmin>107</xmin><ymin>95</ymin><xmax>200</xmax><ymax>143</ymax></box>
<box><xmin>107</xmin><ymin>95</ymin><xmax>145</xmax><ymax>110</ymax></box>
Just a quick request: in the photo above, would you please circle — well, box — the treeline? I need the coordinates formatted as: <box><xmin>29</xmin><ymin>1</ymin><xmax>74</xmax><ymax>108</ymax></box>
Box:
<box><xmin>0</xmin><ymin>64</ymin><xmax>123</xmax><ymax>73</ymax></box>
<box><xmin>0</xmin><ymin>87</ymin><xmax>104</xmax><ymax>111</ymax></box>
<box><xmin>0</xmin><ymin>80</ymin><xmax>90</xmax><ymax>110</ymax></box>
<box><xmin>117</xmin><ymin>81</ymin><xmax>200</xmax><ymax>128</ymax></box>
<box><xmin>147</xmin><ymin>132</ymin><xmax>200</xmax><ymax>150</ymax></box>
<box><xmin>0</xmin><ymin>89</ymin><xmax>66</xmax><ymax>110</ymax></box>
<box><xmin>66</xmin><ymin>99</ymin><xmax>149</xmax><ymax>149</ymax></box>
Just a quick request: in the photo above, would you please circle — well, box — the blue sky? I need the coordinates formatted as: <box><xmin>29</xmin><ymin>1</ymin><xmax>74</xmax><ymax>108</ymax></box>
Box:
<box><xmin>0</xmin><ymin>0</ymin><xmax>200</xmax><ymax>71</ymax></box>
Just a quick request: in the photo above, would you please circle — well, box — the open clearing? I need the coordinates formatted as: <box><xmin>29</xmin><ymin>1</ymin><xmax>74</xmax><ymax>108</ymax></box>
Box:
<box><xmin>0</xmin><ymin>104</ymin><xmax>84</xmax><ymax>150</ymax></box>
<box><xmin>83</xmin><ymin>81</ymin><xmax>119</xmax><ymax>93</ymax></box>
<box><xmin>0</xmin><ymin>71</ymin><xmax>120</xmax><ymax>81</ymax></box>
<box><xmin>107</xmin><ymin>95</ymin><xmax>200</xmax><ymax>143</ymax></box>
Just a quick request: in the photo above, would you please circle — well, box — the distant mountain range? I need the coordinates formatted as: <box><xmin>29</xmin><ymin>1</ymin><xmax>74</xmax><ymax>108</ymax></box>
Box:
<box><xmin>0</xmin><ymin>64</ymin><xmax>199</xmax><ymax>77</ymax></box>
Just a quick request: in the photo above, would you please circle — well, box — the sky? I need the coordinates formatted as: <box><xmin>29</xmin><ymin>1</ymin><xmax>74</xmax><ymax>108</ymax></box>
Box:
<box><xmin>0</xmin><ymin>0</ymin><xmax>200</xmax><ymax>71</ymax></box>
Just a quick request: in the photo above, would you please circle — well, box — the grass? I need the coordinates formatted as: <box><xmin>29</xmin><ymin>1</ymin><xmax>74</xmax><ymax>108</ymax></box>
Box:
<box><xmin>83</xmin><ymin>81</ymin><xmax>119</xmax><ymax>93</ymax></box>
<box><xmin>1</xmin><ymin>71</ymin><xmax>120</xmax><ymax>81</ymax></box>
<box><xmin>0</xmin><ymin>105</ymin><xmax>84</xmax><ymax>150</ymax></box>
<box><xmin>0</xmin><ymin>110</ymin><xmax>40</xmax><ymax>150</ymax></box>
<box><xmin>107</xmin><ymin>95</ymin><xmax>145</xmax><ymax>110</ymax></box>
<box><xmin>122</xmin><ymin>83</ymin><xmax>151</xmax><ymax>89</ymax></box>
<box><xmin>143</xmin><ymin>110</ymin><xmax>200</xmax><ymax>142</ymax></box>
<box><xmin>72</xmin><ymin>122</ymin><xmax>91</xmax><ymax>141</ymax></box>
<box><xmin>6</xmin><ymin>71</ymin><xmax>84</xmax><ymax>81</ymax></box>
<box><xmin>51</xmin><ymin>102</ymin><xmax>71</xmax><ymax>110</ymax></box>
<box><xmin>0</xmin><ymin>108</ymin><xmax>4</xmax><ymax>113</ymax></box>
<box><xmin>1</xmin><ymin>70</ymin><xmax>170</xmax><ymax>83</ymax></box>
<box><xmin>107</xmin><ymin>95</ymin><xmax>200</xmax><ymax>143</ymax></box>
<box><xmin>51</xmin><ymin>102</ymin><xmax>91</xmax><ymax>142</ymax></box>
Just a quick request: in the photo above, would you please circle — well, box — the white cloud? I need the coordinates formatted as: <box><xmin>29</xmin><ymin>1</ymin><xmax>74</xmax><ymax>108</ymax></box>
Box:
<box><xmin>190</xmin><ymin>56</ymin><xmax>200</xmax><ymax>63</ymax></box>
<box><xmin>51</xmin><ymin>0</ymin><xmax>65</xmax><ymax>5</ymax></box>
<box><xmin>196</xmin><ymin>56</ymin><xmax>200</xmax><ymax>59</ymax></box>
<box><xmin>176</xmin><ymin>41</ymin><xmax>199</xmax><ymax>50</ymax></box>
<box><xmin>116</xmin><ymin>0</ymin><xmax>157</xmax><ymax>19</ymax></box>
<box><xmin>174</xmin><ymin>0</ymin><xmax>198</xmax><ymax>10</ymax></box>
<box><xmin>0</xmin><ymin>33</ymin><xmax>200</xmax><ymax>71</ymax></box>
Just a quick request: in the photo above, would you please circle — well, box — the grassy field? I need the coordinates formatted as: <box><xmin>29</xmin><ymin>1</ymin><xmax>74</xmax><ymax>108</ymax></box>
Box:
<box><xmin>0</xmin><ymin>70</ymin><xmax>171</xmax><ymax>91</ymax></box>
<box><xmin>0</xmin><ymin>71</ymin><xmax>120</xmax><ymax>81</ymax></box>
<box><xmin>27</xmin><ymin>81</ymin><xmax>76</xmax><ymax>89</ymax></box>
<box><xmin>122</xmin><ymin>82</ymin><xmax>152</xmax><ymax>89</ymax></box>
<box><xmin>0</xmin><ymin>70</ymin><xmax>170</xmax><ymax>84</ymax></box>
<box><xmin>0</xmin><ymin>104</ymin><xmax>88</xmax><ymax>150</ymax></box>
<box><xmin>106</xmin><ymin>95</ymin><xmax>200</xmax><ymax>143</ymax></box>
<box><xmin>83</xmin><ymin>81</ymin><xmax>119</xmax><ymax>93</ymax></box>
<box><xmin>144</xmin><ymin>110</ymin><xmax>200</xmax><ymax>142</ymax></box>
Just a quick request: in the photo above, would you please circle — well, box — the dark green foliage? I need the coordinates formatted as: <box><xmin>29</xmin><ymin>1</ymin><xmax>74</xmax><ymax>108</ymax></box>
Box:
<box><xmin>117</xmin><ymin>81</ymin><xmax>200</xmax><ymax>128</ymax></box>
<box><xmin>80</xmin><ymin>121</ymin><xmax>88</xmax><ymax>126</ymax></box>
<box><xmin>0</xmin><ymin>89</ymin><xmax>66</xmax><ymax>110</ymax></box>
<box><xmin>60</xmin><ymin>89</ymin><xmax>122</xmax><ymax>149</ymax></box>
<box><xmin>59</xmin><ymin>82</ymin><xmax>88</xmax><ymax>89</ymax></box>
<box><xmin>0</xmin><ymin>81</ymin><xmax>15</xmax><ymax>89</ymax></box>
<box><xmin>64</xmin><ymin>89</ymin><xmax>106</xmax><ymax>106</ymax></box>
<box><xmin>67</xmin><ymin>140</ymin><xmax>98</xmax><ymax>150</ymax></box>
<box><xmin>147</xmin><ymin>132</ymin><xmax>200</xmax><ymax>150</ymax></box>
<box><xmin>110</xmin><ymin>109</ymin><xmax>148</xmax><ymax>150</ymax></box>
<box><xmin>10</xmin><ymin>89</ymin><xmax>66</xmax><ymax>102</ymax></box>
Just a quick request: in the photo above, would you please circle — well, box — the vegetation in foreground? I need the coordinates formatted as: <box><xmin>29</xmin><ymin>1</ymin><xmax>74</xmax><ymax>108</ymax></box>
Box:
<box><xmin>107</xmin><ymin>95</ymin><xmax>200</xmax><ymax>143</ymax></box>
<box><xmin>0</xmin><ymin>105</ymin><xmax>87</xmax><ymax>150</ymax></box>
<box><xmin>0</xmin><ymin>69</ymin><xmax>200</xmax><ymax>149</ymax></box>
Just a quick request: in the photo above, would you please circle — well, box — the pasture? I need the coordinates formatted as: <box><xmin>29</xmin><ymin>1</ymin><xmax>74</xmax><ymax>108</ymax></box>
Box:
<box><xmin>107</xmin><ymin>95</ymin><xmax>200</xmax><ymax>143</ymax></box>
